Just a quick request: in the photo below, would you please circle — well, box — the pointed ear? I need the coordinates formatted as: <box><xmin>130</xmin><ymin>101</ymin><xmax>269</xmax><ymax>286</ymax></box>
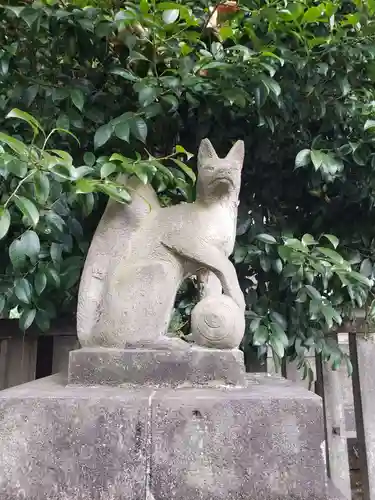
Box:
<box><xmin>226</xmin><ymin>140</ymin><xmax>245</xmax><ymax>167</ymax></box>
<box><xmin>198</xmin><ymin>138</ymin><xmax>218</xmax><ymax>164</ymax></box>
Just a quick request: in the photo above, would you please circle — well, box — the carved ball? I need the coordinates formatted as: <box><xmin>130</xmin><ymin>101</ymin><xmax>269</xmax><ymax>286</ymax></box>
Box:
<box><xmin>190</xmin><ymin>295</ymin><xmax>245</xmax><ymax>349</ymax></box>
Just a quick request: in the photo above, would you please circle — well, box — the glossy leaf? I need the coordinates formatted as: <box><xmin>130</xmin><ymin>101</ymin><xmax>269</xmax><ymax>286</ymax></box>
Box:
<box><xmin>256</xmin><ymin>233</ymin><xmax>277</xmax><ymax>244</ymax></box>
<box><xmin>253</xmin><ymin>325</ymin><xmax>269</xmax><ymax>346</ymax></box>
<box><xmin>130</xmin><ymin>117</ymin><xmax>148</xmax><ymax>143</ymax></box>
<box><xmin>14</xmin><ymin>278</ymin><xmax>32</xmax><ymax>304</ymax></box>
<box><xmin>6</xmin><ymin>108</ymin><xmax>44</xmax><ymax>136</ymax></box>
<box><xmin>0</xmin><ymin>208</ymin><xmax>11</xmax><ymax>240</ymax></box>
<box><xmin>14</xmin><ymin>196</ymin><xmax>39</xmax><ymax>227</ymax></box>
<box><xmin>163</xmin><ymin>9</ymin><xmax>179</xmax><ymax>24</ymax></box>
<box><xmin>115</xmin><ymin>122</ymin><xmax>130</xmax><ymax>142</ymax></box>
<box><xmin>70</xmin><ymin>89</ymin><xmax>85</xmax><ymax>111</ymax></box>
<box><xmin>34</xmin><ymin>171</ymin><xmax>50</xmax><ymax>203</ymax></box>
<box><xmin>295</xmin><ymin>149</ymin><xmax>311</xmax><ymax>168</ymax></box>
<box><xmin>94</xmin><ymin>123</ymin><xmax>113</xmax><ymax>149</ymax></box>
<box><xmin>19</xmin><ymin>308</ymin><xmax>36</xmax><ymax>330</ymax></box>
<box><xmin>34</xmin><ymin>271</ymin><xmax>47</xmax><ymax>295</ymax></box>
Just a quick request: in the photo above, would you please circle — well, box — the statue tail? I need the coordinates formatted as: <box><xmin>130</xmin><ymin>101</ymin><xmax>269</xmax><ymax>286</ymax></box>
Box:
<box><xmin>77</xmin><ymin>176</ymin><xmax>160</xmax><ymax>346</ymax></box>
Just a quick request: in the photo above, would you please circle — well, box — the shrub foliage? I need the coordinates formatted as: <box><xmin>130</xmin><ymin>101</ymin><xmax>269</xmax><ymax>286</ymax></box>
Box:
<box><xmin>1</xmin><ymin>0</ymin><xmax>375</xmax><ymax>373</ymax></box>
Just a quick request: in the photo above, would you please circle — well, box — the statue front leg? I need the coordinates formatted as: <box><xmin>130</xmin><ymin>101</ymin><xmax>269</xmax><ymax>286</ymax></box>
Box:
<box><xmin>162</xmin><ymin>238</ymin><xmax>245</xmax><ymax>312</ymax></box>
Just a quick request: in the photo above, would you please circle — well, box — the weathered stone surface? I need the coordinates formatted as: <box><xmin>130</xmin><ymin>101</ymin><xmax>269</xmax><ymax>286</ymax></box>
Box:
<box><xmin>0</xmin><ymin>374</ymin><xmax>345</xmax><ymax>500</ymax></box>
<box><xmin>0</xmin><ymin>374</ymin><xmax>149</xmax><ymax>500</ymax></box>
<box><xmin>68</xmin><ymin>346</ymin><xmax>246</xmax><ymax>387</ymax></box>
<box><xmin>151</xmin><ymin>377</ymin><xmax>334</xmax><ymax>500</ymax></box>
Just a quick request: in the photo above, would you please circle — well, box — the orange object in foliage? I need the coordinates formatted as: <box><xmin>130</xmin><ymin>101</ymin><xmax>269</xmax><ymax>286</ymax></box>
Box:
<box><xmin>217</xmin><ymin>1</ymin><xmax>239</xmax><ymax>14</ymax></box>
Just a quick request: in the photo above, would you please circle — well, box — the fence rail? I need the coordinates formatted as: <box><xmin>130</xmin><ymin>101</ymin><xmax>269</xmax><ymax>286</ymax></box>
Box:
<box><xmin>0</xmin><ymin>318</ymin><xmax>374</xmax><ymax>499</ymax></box>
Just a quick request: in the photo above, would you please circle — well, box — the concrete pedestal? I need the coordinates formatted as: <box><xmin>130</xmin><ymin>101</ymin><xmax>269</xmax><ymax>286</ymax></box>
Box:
<box><xmin>0</xmin><ymin>347</ymin><xmax>345</xmax><ymax>499</ymax></box>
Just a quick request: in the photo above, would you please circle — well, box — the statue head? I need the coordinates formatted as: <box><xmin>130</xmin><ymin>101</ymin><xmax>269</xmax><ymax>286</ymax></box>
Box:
<box><xmin>196</xmin><ymin>138</ymin><xmax>244</xmax><ymax>202</ymax></box>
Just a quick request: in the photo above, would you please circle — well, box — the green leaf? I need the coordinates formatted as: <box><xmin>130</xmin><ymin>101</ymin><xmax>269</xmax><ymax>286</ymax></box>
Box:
<box><xmin>21</xmin><ymin>230</ymin><xmax>40</xmax><ymax>261</ymax></box>
<box><xmin>234</xmin><ymin>246</ymin><xmax>247</xmax><ymax>264</ymax></box>
<box><xmin>270</xmin><ymin>322</ymin><xmax>289</xmax><ymax>347</ymax></box>
<box><xmin>322</xmin><ymin>304</ymin><xmax>342</xmax><ymax>329</ymax></box>
<box><xmin>134</xmin><ymin>167</ymin><xmax>149</xmax><ymax>184</ymax></box>
<box><xmin>360</xmin><ymin>258</ymin><xmax>373</xmax><ymax>278</ymax></box>
<box><xmin>272</xmin><ymin>258</ymin><xmax>283</xmax><ymax>274</ymax></box>
<box><xmin>9</xmin><ymin>239</ymin><xmax>26</xmax><ymax>268</ymax></box>
<box><xmin>14</xmin><ymin>196</ymin><xmax>39</xmax><ymax>227</ymax></box>
<box><xmin>34</xmin><ymin>171</ymin><xmax>50</xmax><ymax>203</ymax></box>
<box><xmin>0</xmin><ymin>296</ymin><xmax>5</xmax><ymax>315</ymax></box>
<box><xmin>3</xmin><ymin>5</ymin><xmax>24</xmax><ymax>16</ymax></box>
<box><xmin>130</xmin><ymin>117</ymin><xmax>148</xmax><ymax>143</ymax></box>
<box><xmin>14</xmin><ymin>278</ymin><xmax>32</xmax><ymax>304</ymax></box>
<box><xmin>270</xmin><ymin>311</ymin><xmax>287</xmax><ymax>330</ymax></box>
<box><xmin>19</xmin><ymin>308</ymin><xmax>36</xmax><ymax>330</ymax></box>
<box><xmin>269</xmin><ymin>336</ymin><xmax>285</xmax><ymax>358</ymax></box>
<box><xmin>94</xmin><ymin>123</ymin><xmax>113</xmax><ymax>149</ymax></box>
<box><xmin>311</xmin><ymin>150</ymin><xmax>325</xmax><ymax>170</ymax></box>
<box><xmin>99</xmin><ymin>184</ymin><xmax>132</xmax><ymax>203</ymax></box>
<box><xmin>175</xmin><ymin>145</ymin><xmax>194</xmax><ymax>160</ymax></box>
<box><xmin>70</xmin><ymin>89</ymin><xmax>85</xmax><ymax>111</ymax></box>
<box><xmin>138</xmin><ymin>86</ymin><xmax>157</xmax><ymax>107</ymax></box>
<box><xmin>171</xmin><ymin>158</ymin><xmax>196</xmax><ymax>183</ymax></box>
<box><xmin>45</xmin><ymin>212</ymin><xmax>65</xmax><ymax>233</ymax></box>
<box><xmin>162</xmin><ymin>94</ymin><xmax>179</xmax><ymax>111</ymax></box>
<box><xmin>249</xmin><ymin>317</ymin><xmax>261</xmax><ymax>332</ymax></box>
<box><xmin>84</xmin><ymin>152</ymin><xmax>96</xmax><ymax>167</ymax></box>
<box><xmin>364</xmin><ymin>120</ymin><xmax>375</xmax><ymax>131</ymax></box>
<box><xmin>349</xmin><ymin>271</ymin><xmax>372</xmax><ymax>287</ymax></box>
<box><xmin>35</xmin><ymin>310</ymin><xmax>50</xmax><ymax>331</ymax></box>
<box><xmin>56</xmin><ymin>114</ymin><xmax>70</xmax><ymax>130</ymax></box>
<box><xmin>54</xmin><ymin>128</ymin><xmax>80</xmax><ymax>144</ymax></box>
<box><xmin>261</xmin><ymin>76</ymin><xmax>281</xmax><ymax>97</ymax></box>
<box><xmin>254</xmin><ymin>83</ymin><xmax>269</xmax><ymax>108</ymax></box>
<box><xmin>101</xmin><ymin>162</ymin><xmax>117</xmax><ymax>178</ymax></box>
<box><xmin>305</xmin><ymin>285</ymin><xmax>322</xmax><ymax>300</ymax></box>
<box><xmin>115</xmin><ymin>122</ymin><xmax>130</xmax><ymax>142</ymax></box>
<box><xmin>50</xmin><ymin>164</ymin><xmax>73</xmax><ymax>180</ymax></box>
<box><xmin>219</xmin><ymin>26</ymin><xmax>234</xmax><ymax>40</ymax></box>
<box><xmin>6</xmin><ymin>108</ymin><xmax>44</xmax><ymax>137</ymax></box>
<box><xmin>51</xmin><ymin>242</ymin><xmax>62</xmax><ymax>264</ymax></box>
<box><xmin>35</xmin><ymin>271</ymin><xmax>47</xmax><ymax>295</ymax></box>
<box><xmin>253</xmin><ymin>325</ymin><xmax>269</xmax><ymax>346</ymax></box>
<box><xmin>46</xmin><ymin>267</ymin><xmax>60</xmax><ymax>288</ymax></box>
<box><xmin>0</xmin><ymin>132</ymin><xmax>28</xmax><ymax>156</ymax></box>
<box><xmin>163</xmin><ymin>9</ymin><xmax>179</xmax><ymax>24</ymax></box>
<box><xmin>260</xmin><ymin>255</ymin><xmax>271</xmax><ymax>272</ymax></box>
<box><xmin>295</xmin><ymin>149</ymin><xmax>311</xmax><ymax>168</ymax></box>
<box><xmin>256</xmin><ymin>233</ymin><xmax>277</xmax><ymax>244</ymax></box>
<box><xmin>0</xmin><ymin>208</ymin><xmax>11</xmax><ymax>239</ymax></box>
<box><xmin>75</xmin><ymin>179</ymin><xmax>96</xmax><ymax>194</ymax></box>
<box><xmin>317</xmin><ymin>247</ymin><xmax>344</xmax><ymax>264</ymax></box>
<box><xmin>7</xmin><ymin>159</ymin><xmax>28</xmax><ymax>178</ymax></box>
<box><xmin>302</xmin><ymin>234</ymin><xmax>317</xmax><ymax>246</ymax></box>
<box><xmin>302</xmin><ymin>5</ymin><xmax>324</xmax><ymax>23</ymax></box>
<box><xmin>322</xmin><ymin>234</ymin><xmax>339</xmax><ymax>249</ymax></box>
<box><xmin>73</xmin><ymin>166</ymin><xmax>93</xmax><ymax>180</ymax></box>
<box><xmin>110</xmin><ymin>68</ymin><xmax>140</xmax><ymax>82</ymax></box>
<box><xmin>284</xmin><ymin>238</ymin><xmax>309</xmax><ymax>253</ymax></box>
<box><xmin>339</xmin><ymin>76</ymin><xmax>350</xmax><ymax>97</ymax></box>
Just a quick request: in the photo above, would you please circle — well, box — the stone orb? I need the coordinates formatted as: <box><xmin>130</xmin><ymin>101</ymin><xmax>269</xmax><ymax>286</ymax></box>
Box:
<box><xmin>191</xmin><ymin>295</ymin><xmax>245</xmax><ymax>349</ymax></box>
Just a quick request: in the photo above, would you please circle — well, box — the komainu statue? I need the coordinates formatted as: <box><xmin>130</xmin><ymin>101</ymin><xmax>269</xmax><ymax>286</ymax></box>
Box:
<box><xmin>77</xmin><ymin>139</ymin><xmax>246</xmax><ymax>349</ymax></box>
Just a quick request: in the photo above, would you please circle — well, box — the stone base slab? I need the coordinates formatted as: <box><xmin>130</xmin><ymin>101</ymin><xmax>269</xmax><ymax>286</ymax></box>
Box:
<box><xmin>0</xmin><ymin>374</ymin><xmax>345</xmax><ymax>499</ymax></box>
<box><xmin>68</xmin><ymin>347</ymin><xmax>246</xmax><ymax>387</ymax></box>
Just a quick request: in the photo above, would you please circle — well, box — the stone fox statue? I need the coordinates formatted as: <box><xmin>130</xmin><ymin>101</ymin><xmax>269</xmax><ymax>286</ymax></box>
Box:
<box><xmin>77</xmin><ymin>139</ymin><xmax>246</xmax><ymax>349</ymax></box>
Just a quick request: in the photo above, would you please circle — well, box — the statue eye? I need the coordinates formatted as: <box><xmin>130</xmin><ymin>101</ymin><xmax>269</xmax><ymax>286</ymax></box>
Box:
<box><xmin>205</xmin><ymin>165</ymin><xmax>214</xmax><ymax>171</ymax></box>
